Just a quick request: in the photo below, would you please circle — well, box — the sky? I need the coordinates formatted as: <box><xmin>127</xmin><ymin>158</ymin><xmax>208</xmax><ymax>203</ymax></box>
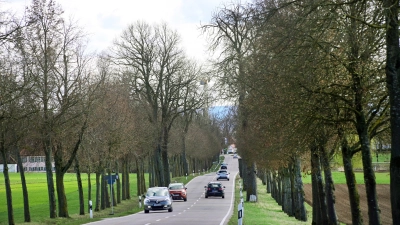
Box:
<box><xmin>4</xmin><ymin>0</ymin><xmax>246</xmax><ymax>62</ymax></box>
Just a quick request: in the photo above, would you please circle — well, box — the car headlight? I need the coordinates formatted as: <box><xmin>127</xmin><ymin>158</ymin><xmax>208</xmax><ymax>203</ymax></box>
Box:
<box><xmin>144</xmin><ymin>199</ymin><xmax>150</xmax><ymax>204</ymax></box>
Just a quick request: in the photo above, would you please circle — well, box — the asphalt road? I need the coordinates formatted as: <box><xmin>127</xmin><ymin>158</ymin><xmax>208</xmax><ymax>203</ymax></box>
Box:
<box><xmin>86</xmin><ymin>154</ymin><xmax>239</xmax><ymax>225</ymax></box>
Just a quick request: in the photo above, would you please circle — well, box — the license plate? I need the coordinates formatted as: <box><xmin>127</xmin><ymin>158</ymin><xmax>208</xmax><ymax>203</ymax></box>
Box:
<box><xmin>154</xmin><ymin>203</ymin><xmax>161</xmax><ymax>206</ymax></box>
<box><xmin>173</xmin><ymin>194</ymin><xmax>179</xmax><ymax>196</ymax></box>
<box><xmin>212</xmin><ymin>190</ymin><xmax>217</xmax><ymax>192</ymax></box>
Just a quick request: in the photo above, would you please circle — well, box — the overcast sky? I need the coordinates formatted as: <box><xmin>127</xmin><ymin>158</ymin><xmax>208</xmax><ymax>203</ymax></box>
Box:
<box><xmin>5</xmin><ymin>0</ymin><xmax>247</xmax><ymax>62</ymax></box>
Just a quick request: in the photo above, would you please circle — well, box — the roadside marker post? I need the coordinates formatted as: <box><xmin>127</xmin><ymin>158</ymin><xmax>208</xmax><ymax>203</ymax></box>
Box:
<box><xmin>238</xmin><ymin>201</ymin><xmax>243</xmax><ymax>225</ymax></box>
<box><xmin>89</xmin><ymin>200</ymin><xmax>93</xmax><ymax>218</ymax></box>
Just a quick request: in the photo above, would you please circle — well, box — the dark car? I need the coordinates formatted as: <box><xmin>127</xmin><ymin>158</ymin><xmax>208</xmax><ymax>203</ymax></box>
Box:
<box><xmin>205</xmin><ymin>181</ymin><xmax>225</xmax><ymax>198</ymax></box>
<box><xmin>216</xmin><ymin>169</ymin><xmax>230</xmax><ymax>181</ymax></box>
<box><xmin>220</xmin><ymin>165</ymin><xmax>227</xmax><ymax>170</ymax></box>
<box><xmin>144</xmin><ymin>187</ymin><xmax>173</xmax><ymax>213</ymax></box>
<box><xmin>168</xmin><ymin>182</ymin><xmax>187</xmax><ymax>201</ymax></box>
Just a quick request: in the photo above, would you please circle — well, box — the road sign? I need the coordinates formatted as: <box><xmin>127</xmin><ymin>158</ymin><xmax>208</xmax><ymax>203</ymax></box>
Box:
<box><xmin>105</xmin><ymin>175</ymin><xmax>118</xmax><ymax>185</ymax></box>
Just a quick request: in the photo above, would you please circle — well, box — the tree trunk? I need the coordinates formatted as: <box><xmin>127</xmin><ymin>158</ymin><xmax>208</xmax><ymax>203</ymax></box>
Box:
<box><xmin>161</xmin><ymin>127</ymin><xmax>171</xmax><ymax>186</ymax></box>
<box><xmin>116</xmin><ymin>161</ymin><xmax>121</xmax><ymax>204</ymax></box>
<box><xmin>122</xmin><ymin>160</ymin><xmax>127</xmax><ymax>200</ymax></box>
<box><xmin>238</xmin><ymin>158</ymin><xmax>243</xmax><ymax>179</ymax></box>
<box><xmin>293</xmin><ymin>157</ymin><xmax>307</xmax><ymax>221</ymax></box>
<box><xmin>44</xmin><ymin>146</ymin><xmax>57</xmax><ymax>218</ymax></box>
<box><xmin>149</xmin><ymin>160</ymin><xmax>155</xmax><ymax>188</ymax></box>
<box><xmin>311</xmin><ymin>144</ymin><xmax>329</xmax><ymax>225</ymax></box>
<box><xmin>16</xmin><ymin>150</ymin><xmax>30</xmax><ymax>222</ymax></box>
<box><xmin>321</xmin><ymin>148</ymin><xmax>338</xmax><ymax>225</ymax></box>
<box><xmin>241</xmin><ymin>159</ymin><xmax>248</xmax><ymax>191</ymax></box>
<box><xmin>1</xmin><ymin>145</ymin><xmax>14</xmax><ymax>225</ymax></box>
<box><xmin>271</xmin><ymin>171</ymin><xmax>279</xmax><ymax>203</ymax></box>
<box><xmin>245</xmin><ymin>161</ymin><xmax>257</xmax><ymax>202</ymax></box>
<box><xmin>181</xmin><ymin>134</ymin><xmax>189</xmax><ymax>177</ymax></box>
<box><xmin>384</xmin><ymin>2</ymin><xmax>400</xmax><ymax>223</ymax></box>
<box><xmin>75</xmin><ymin>158</ymin><xmax>85</xmax><ymax>215</ymax></box>
<box><xmin>359</xmin><ymin>134</ymin><xmax>380</xmax><ymax>225</ymax></box>
<box><xmin>282</xmin><ymin>167</ymin><xmax>293</xmax><ymax>216</ymax></box>
<box><xmin>126</xmin><ymin>163</ymin><xmax>131</xmax><ymax>200</ymax></box>
<box><xmin>136</xmin><ymin>157</ymin><xmax>142</xmax><ymax>196</ymax></box>
<box><xmin>154</xmin><ymin>144</ymin><xmax>164</xmax><ymax>186</ymax></box>
<box><xmin>87</xmin><ymin>172</ymin><xmax>92</xmax><ymax>213</ymax></box>
<box><xmin>55</xmin><ymin>167</ymin><xmax>69</xmax><ymax>218</ymax></box>
<box><xmin>101</xmin><ymin>171</ymin><xmax>106</xmax><ymax>210</ymax></box>
<box><xmin>140</xmin><ymin>160</ymin><xmax>146</xmax><ymax>195</ymax></box>
<box><xmin>277</xmin><ymin>171</ymin><xmax>282</xmax><ymax>205</ymax></box>
<box><xmin>266</xmin><ymin>170</ymin><xmax>271</xmax><ymax>194</ymax></box>
<box><xmin>341</xmin><ymin>137</ymin><xmax>363</xmax><ymax>225</ymax></box>
<box><xmin>95</xmin><ymin>171</ymin><xmax>101</xmax><ymax>211</ymax></box>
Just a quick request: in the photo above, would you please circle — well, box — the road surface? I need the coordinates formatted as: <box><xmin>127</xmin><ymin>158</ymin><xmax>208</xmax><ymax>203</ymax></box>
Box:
<box><xmin>86</xmin><ymin>154</ymin><xmax>239</xmax><ymax>225</ymax></box>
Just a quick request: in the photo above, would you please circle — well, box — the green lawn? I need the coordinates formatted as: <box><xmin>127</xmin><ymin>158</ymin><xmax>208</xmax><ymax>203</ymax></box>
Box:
<box><xmin>0</xmin><ymin>172</ymin><xmax>148</xmax><ymax>224</ymax></box>
<box><xmin>301</xmin><ymin>171</ymin><xmax>390</xmax><ymax>184</ymax></box>
<box><xmin>228</xmin><ymin>178</ymin><xmax>312</xmax><ymax>225</ymax></box>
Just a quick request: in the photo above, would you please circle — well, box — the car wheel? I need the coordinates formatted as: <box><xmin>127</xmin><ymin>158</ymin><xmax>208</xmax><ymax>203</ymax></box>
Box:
<box><xmin>168</xmin><ymin>207</ymin><xmax>173</xmax><ymax>212</ymax></box>
<box><xmin>222</xmin><ymin>195</ymin><xmax>225</xmax><ymax>198</ymax></box>
<box><xmin>184</xmin><ymin>197</ymin><xmax>187</xmax><ymax>202</ymax></box>
<box><xmin>205</xmin><ymin>195</ymin><xmax>208</xmax><ymax>198</ymax></box>
<box><xmin>144</xmin><ymin>209</ymin><xmax>149</xmax><ymax>213</ymax></box>
<box><xmin>228</xmin><ymin>179</ymin><xmax>230</xmax><ymax>181</ymax></box>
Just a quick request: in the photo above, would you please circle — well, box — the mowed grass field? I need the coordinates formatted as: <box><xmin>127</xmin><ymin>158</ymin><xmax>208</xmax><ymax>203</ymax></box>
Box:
<box><xmin>0</xmin><ymin>172</ymin><xmax>150</xmax><ymax>224</ymax></box>
<box><xmin>301</xmin><ymin>171</ymin><xmax>390</xmax><ymax>184</ymax></box>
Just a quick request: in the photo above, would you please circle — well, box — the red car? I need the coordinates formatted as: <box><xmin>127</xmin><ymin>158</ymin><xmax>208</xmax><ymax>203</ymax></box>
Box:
<box><xmin>168</xmin><ymin>183</ymin><xmax>187</xmax><ymax>201</ymax></box>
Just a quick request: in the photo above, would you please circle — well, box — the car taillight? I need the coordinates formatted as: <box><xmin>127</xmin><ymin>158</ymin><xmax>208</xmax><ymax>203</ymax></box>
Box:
<box><xmin>219</xmin><ymin>188</ymin><xmax>222</xmax><ymax>191</ymax></box>
<box><xmin>208</xmin><ymin>188</ymin><xmax>211</xmax><ymax>191</ymax></box>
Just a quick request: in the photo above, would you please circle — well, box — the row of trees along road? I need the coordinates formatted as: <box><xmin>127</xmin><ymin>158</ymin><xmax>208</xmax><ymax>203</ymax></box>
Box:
<box><xmin>202</xmin><ymin>0</ymin><xmax>400</xmax><ymax>225</ymax></box>
<box><xmin>1</xmin><ymin>0</ymin><xmax>223</xmax><ymax>224</ymax></box>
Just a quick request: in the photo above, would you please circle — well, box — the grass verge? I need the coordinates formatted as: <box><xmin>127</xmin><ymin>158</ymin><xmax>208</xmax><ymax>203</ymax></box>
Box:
<box><xmin>228</xmin><ymin>177</ymin><xmax>312</xmax><ymax>225</ymax></box>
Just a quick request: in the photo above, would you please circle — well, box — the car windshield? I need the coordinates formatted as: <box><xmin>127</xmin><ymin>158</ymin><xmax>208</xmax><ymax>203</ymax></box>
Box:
<box><xmin>169</xmin><ymin>184</ymin><xmax>183</xmax><ymax>190</ymax></box>
<box><xmin>219</xmin><ymin>171</ymin><xmax>227</xmax><ymax>174</ymax></box>
<box><xmin>146</xmin><ymin>188</ymin><xmax>168</xmax><ymax>197</ymax></box>
<box><xmin>209</xmin><ymin>184</ymin><xmax>221</xmax><ymax>188</ymax></box>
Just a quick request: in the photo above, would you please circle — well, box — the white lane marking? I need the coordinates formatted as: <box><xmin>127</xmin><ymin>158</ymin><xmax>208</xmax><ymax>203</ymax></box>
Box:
<box><xmin>144</xmin><ymin>223</ymin><xmax>151</xmax><ymax>225</ymax></box>
<box><xmin>220</xmin><ymin>171</ymin><xmax>239</xmax><ymax>225</ymax></box>
<box><xmin>156</xmin><ymin>219</ymin><xmax>161</xmax><ymax>221</ymax></box>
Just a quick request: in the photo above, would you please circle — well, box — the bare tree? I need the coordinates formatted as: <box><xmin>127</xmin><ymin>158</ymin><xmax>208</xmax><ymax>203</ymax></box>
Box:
<box><xmin>15</xmin><ymin>0</ymin><xmax>95</xmax><ymax>218</ymax></box>
<box><xmin>111</xmin><ymin>21</ymin><xmax>205</xmax><ymax>186</ymax></box>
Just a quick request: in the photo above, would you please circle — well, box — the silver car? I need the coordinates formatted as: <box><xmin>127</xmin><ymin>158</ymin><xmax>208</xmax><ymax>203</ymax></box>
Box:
<box><xmin>216</xmin><ymin>170</ymin><xmax>230</xmax><ymax>181</ymax></box>
<box><xmin>144</xmin><ymin>187</ymin><xmax>173</xmax><ymax>213</ymax></box>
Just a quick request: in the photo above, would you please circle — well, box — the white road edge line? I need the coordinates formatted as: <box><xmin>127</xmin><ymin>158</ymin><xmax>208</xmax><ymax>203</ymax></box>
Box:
<box><xmin>220</xmin><ymin>171</ymin><xmax>238</xmax><ymax>225</ymax></box>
